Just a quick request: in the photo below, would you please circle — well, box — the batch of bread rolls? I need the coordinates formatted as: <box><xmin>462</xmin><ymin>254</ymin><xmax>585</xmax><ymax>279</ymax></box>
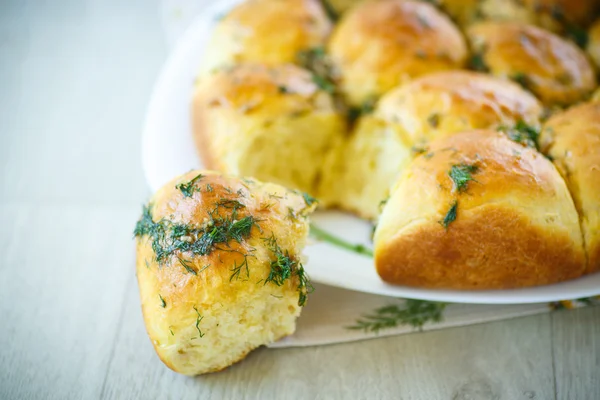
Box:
<box><xmin>135</xmin><ymin>0</ymin><xmax>600</xmax><ymax>375</ymax></box>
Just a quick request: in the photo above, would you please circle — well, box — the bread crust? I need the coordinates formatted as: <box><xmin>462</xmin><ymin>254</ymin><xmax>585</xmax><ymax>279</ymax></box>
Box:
<box><xmin>540</xmin><ymin>101</ymin><xmax>600</xmax><ymax>273</ymax></box>
<box><xmin>328</xmin><ymin>0</ymin><xmax>467</xmax><ymax>106</ymax></box>
<box><xmin>374</xmin><ymin>130</ymin><xmax>586</xmax><ymax>289</ymax></box>
<box><xmin>199</xmin><ymin>0</ymin><xmax>332</xmax><ymax>75</ymax></box>
<box><xmin>136</xmin><ymin>171</ymin><xmax>316</xmax><ymax>375</ymax></box>
<box><xmin>467</xmin><ymin>21</ymin><xmax>597</xmax><ymax>107</ymax></box>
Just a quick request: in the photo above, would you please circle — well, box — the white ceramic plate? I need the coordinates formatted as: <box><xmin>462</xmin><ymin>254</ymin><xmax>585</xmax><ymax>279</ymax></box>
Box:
<box><xmin>142</xmin><ymin>0</ymin><xmax>600</xmax><ymax>304</ymax></box>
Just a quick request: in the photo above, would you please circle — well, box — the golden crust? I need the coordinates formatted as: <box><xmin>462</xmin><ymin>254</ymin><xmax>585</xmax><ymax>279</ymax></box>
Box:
<box><xmin>540</xmin><ymin>101</ymin><xmax>600</xmax><ymax>273</ymax></box>
<box><xmin>199</xmin><ymin>0</ymin><xmax>332</xmax><ymax>75</ymax></box>
<box><xmin>376</xmin><ymin>70</ymin><xmax>544</xmax><ymax>146</ymax></box>
<box><xmin>319</xmin><ymin>71</ymin><xmax>544</xmax><ymax>220</ymax></box>
<box><xmin>328</xmin><ymin>0</ymin><xmax>467</xmax><ymax>106</ymax></box>
<box><xmin>467</xmin><ymin>21</ymin><xmax>597</xmax><ymax>107</ymax></box>
<box><xmin>587</xmin><ymin>19</ymin><xmax>600</xmax><ymax>70</ymax></box>
<box><xmin>191</xmin><ymin>63</ymin><xmax>346</xmax><ymax>195</ymax></box>
<box><xmin>441</xmin><ymin>0</ymin><xmax>599</xmax><ymax>33</ymax></box>
<box><xmin>374</xmin><ymin>130</ymin><xmax>586</xmax><ymax>289</ymax></box>
<box><xmin>136</xmin><ymin>171</ymin><xmax>316</xmax><ymax>375</ymax></box>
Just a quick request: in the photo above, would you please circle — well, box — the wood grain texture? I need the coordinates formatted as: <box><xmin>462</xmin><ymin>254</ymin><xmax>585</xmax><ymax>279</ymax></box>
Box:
<box><xmin>552</xmin><ymin>306</ymin><xmax>600</xmax><ymax>400</ymax></box>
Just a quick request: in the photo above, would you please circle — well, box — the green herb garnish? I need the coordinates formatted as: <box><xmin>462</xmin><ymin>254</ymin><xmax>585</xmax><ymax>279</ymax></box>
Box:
<box><xmin>297</xmin><ymin>47</ymin><xmax>335</xmax><ymax>93</ymax></box>
<box><xmin>565</xmin><ymin>24</ymin><xmax>588</xmax><ymax>48</ymax></box>
<box><xmin>348</xmin><ymin>299</ymin><xmax>448</xmax><ymax>333</ymax></box>
<box><xmin>133</xmin><ymin>199</ymin><xmax>258</xmax><ymax>265</ymax></box>
<box><xmin>427</xmin><ymin>113</ymin><xmax>440</xmax><ymax>128</ymax></box>
<box><xmin>193</xmin><ymin>306</ymin><xmax>205</xmax><ymax>338</ymax></box>
<box><xmin>175</xmin><ymin>173</ymin><xmax>203</xmax><ymax>197</ymax></box>
<box><xmin>278</xmin><ymin>85</ymin><xmax>289</xmax><ymax>94</ymax></box>
<box><xmin>159</xmin><ymin>294</ymin><xmax>166</xmax><ymax>308</ymax></box>
<box><xmin>440</xmin><ymin>200</ymin><xmax>458</xmax><ymax>229</ymax></box>
<box><xmin>470</xmin><ymin>52</ymin><xmax>488</xmax><ymax>72</ymax></box>
<box><xmin>310</xmin><ymin>224</ymin><xmax>374</xmax><ymax>257</ymax></box>
<box><xmin>499</xmin><ymin>120</ymin><xmax>540</xmax><ymax>150</ymax></box>
<box><xmin>348</xmin><ymin>98</ymin><xmax>376</xmax><ymax>124</ymax></box>
<box><xmin>179</xmin><ymin>257</ymin><xmax>197</xmax><ymax>275</ymax></box>
<box><xmin>302</xmin><ymin>192</ymin><xmax>318</xmax><ymax>207</ymax></box>
<box><xmin>262</xmin><ymin>233</ymin><xmax>313</xmax><ymax>306</ymax></box>
<box><xmin>311</xmin><ymin>73</ymin><xmax>335</xmax><ymax>93</ymax></box>
<box><xmin>511</xmin><ymin>72</ymin><xmax>531</xmax><ymax>91</ymax></box>
<box><xmin>448</xmin><ymin>163</ymin><xmax>478</xmax><ymax>193</ymax></box>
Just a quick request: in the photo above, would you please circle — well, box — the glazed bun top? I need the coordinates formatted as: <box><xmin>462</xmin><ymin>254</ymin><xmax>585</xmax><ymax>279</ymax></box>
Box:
<box><xmin>467</xmin><ymin>21</ymin><xmax>597</xmax><ymax>107</ymax></box>
<box><xmin>374</xmin><ymin>129</ymin><xmax>586</xmax><ymax>289</ymax></box>
<box><xmin>199</xmin><ymin>0</ymin><xmax>332</xmax><ymax>75</ymax></box>
<box><xmin>328</xmin><ymin>0</ymin><xmax>467</xmax><ymax>106</ymax></box>
<box><xmin>441</xmin><ymin>0</ymin><xmax>599</xmax><ymax>34</ymax></box>
<box><xmin>375</xmin><ymin>70</ymin><xmax>544</xmax><ymax>146</ymax></box>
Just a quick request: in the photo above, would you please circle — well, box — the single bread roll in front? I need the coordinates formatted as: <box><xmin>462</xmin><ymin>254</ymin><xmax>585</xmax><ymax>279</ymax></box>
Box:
<box><xmin>199</xmin><ymin>0</ymin><xmax>332</xmax><ymax>75</ymax></box>
<box><xmin>328</xmin><ymin>0</ymin><xmax>467</xmax><ymax>106</ymax></box>
<box><xmin>374</xmin><ymin>130</ymin><xmax>585</xmax><ymax>289</ymax></box>
<box><xmin>540</xmin><ymin>101</ymin><xmax>600</xmax><ymax>273</ymax></box>
<box><xmin>192</xmin><ymin>63</ymin><xmax>346</xmax><ymax>196</ymax></box>
<box><xmin>319</xmin><ymin>71</ymin><xmax>544</xmax><ymax>220</ymax></box>
<box><xmin>467</xmin><ymin>21</ymin><xmax>597</xmax><ymax>107</ymax></box>
<box><xmin>134</xmin><ymin>171</ymin><xmax>317</xmax><ymax>375</ymax></box>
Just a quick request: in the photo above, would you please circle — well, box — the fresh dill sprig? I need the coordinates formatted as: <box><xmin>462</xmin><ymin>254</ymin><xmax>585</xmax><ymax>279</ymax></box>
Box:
<box><xmin>309</xmin><ymin>224</ymin><xmax>374</xmax><ymax>257</ymax></box>
<box><xmin>470</xmin><ymin>52</ymin><xmax>488</xmax><ymax>72</ymax></box>
<box><xmin>319</xmin><ymin>0</ymin><xmax>338</xmax><ymax>21</ymax></box>
<box><xmin>427</xmin><ymin>113</ymin><xmax>440</xmax><ymax>128</ymax></box>
<box><xmin>133</xmin><ymin>199</ymin><xmax>258</xmax><ymax>265</ymax></box>
<box><xmin>448</xmin><ymin>163</ymin><xmax>478</xmax><ymax>193</ymax></box>
<box><xmin>499</xmin><ymin>120</ymin><xmax>540</xmax><ymax>150</ymax></box>
<box><xmin>348</xmin><ymin>98</ymin><xmax>376</xmax><ymax>124</ymax></box>
<box><xmin>193</xmin><ymin>306</ymin><xmax>205</xmax><ymax>338</ymax></box>
<box><xmin>302</xmin><ymin>192</ymin><xmax>318</xmax><ymax>207</ymax></box>
<box><xmin>348</xmin><ymin>300</ymin><xmax>448</xmax><ymax>333</ymax></box>
<box><xmin>297</xmin><ymin>47</ymin><xmax>335</xmax><ymax>93</ymax></box>
<box><xmin>262</xmin><ymin>233</ymin><xmax>313</xmax><ymax>306</ymax></box>
<box><xmin>175</xmin><ymin>173</ymin><xmax>203</xmax><ymax>197</ymax></box>
<box><xmin>440</xmin><ymin>200</ymin><xmax>458</xmax><ymax>229</ymax></box>
<box><xmin>159</xmin><ymin>294</ymin><xmax>166</xmax><ymax>308</ymax></box>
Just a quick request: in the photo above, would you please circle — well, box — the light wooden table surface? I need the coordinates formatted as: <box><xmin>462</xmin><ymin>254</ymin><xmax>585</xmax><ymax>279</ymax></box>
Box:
<box><xmin>0</xmin><ymin>1</ymin><xmax>598</xmax><ymax>399</ymax></box>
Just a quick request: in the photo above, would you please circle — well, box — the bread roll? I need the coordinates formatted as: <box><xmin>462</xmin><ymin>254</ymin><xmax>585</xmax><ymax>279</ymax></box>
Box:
<box><xmin>539</xmin><ymin>102</ymin><xmax>600</xmax><ymax>273</ymax></box>
<box><xmin>467</xmin><ymin>22</ymin><xmax>597</xmax><ymax>107</ymax></box>
<box><xmin>441</xmin><ymin>0</ymin><xmax>599</xmax><ymax>35</ymax></box>
<box><xmin>328</xmin><ymin>0</ymin><xmax>467</xmax><ymax>106</ymax></box>
<box><xmin>588</xmin><ymin>18</ymin><xmax>600</xmax><ymax>70</ymax></box>
<box><xmin>319</xmin><ymin>71</ymin><xmax>544</xmax><ymax>220</ymax></box>
<box><xmin>135</xmin><ymin>170</ymin><xmax>317</xmax><ymax>375</ymax></box>
<box><xmin>374</xmin><ymin>130</ymin><xmax>585</xmax><ymax>289</ymax></box>
<box><xmin>192</xmin><ymin>63</ymin><xmax>346</xmax><ymax>196</ymax></box>
<box><xmin>199</xmin><ymin>0</ymin><xmax>332</xmax><ymax>75</ymax></box>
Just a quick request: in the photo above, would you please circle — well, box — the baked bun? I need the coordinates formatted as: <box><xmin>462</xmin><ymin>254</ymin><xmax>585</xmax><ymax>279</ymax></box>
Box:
<box><xmin>135</xmin><ymin>170</ymin><xmax>317</xmax><ymax>375</ymax></box>
<box><xmin>588</xmin><ymin>18</ymin><xmax>600</xmax><ymax>70</ymax></box>
<box><xmin>441</xmin><ymin>0</ymin><xmax>599</xmax><ymax>35</ymax></box>
<box><xmin>199</xmin><ymin>0</ymin><xmax>332</xmax><ymax>75</ymax></box>
<box><xmin>540</xmin><ymin>101</ymin><xmax>600</xmax><ymax>273</ymax></box>
<box><xmin>328</xmin><ymin>0</ymin><xmax>467</xmax><ymax>106</ymax></box>
<box><xmin>319</xmin><ymin>71</ymin><xmax>544</xmax><ymax>220</ymax></box>
<box><xmin>374</xmin><ymin>129</ymin><xmax>586</xmax><ymax>289</ymax></box>
<box><xmin>191</xmin><ymin>63</ymin><xmax>346</xmax><ymax>196</ymax></box>
<box><xmin>467</xmin><ymin>21</ymin><xmax>597</xmax><ymax>107</ymax></box>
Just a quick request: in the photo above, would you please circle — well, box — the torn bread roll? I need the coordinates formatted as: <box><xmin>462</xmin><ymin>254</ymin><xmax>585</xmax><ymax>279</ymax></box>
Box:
<box><xmin>135</xmin><ymin>170</ymin><xmax>317</xmax><ymax>375</ymax></box>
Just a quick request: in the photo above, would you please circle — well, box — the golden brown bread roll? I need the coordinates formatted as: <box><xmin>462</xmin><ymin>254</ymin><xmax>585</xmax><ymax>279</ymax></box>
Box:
<box><xmin>588</xmin><ymin>18</ymin><xmax>600</xmax><ymax>70</ymax></box>
<box><xmin>374</xmin><ymin>129</ymin><xmax>586</xmax><ymax>289</ymax></box>
<box><xmin>539</xmin><ymin>101</ymin><xmax>600</xmax><ymax>273</ymax></box>
<box><xmin>467</xmin><ymin>21</ymin><xmax>597</xmax><ymax>107</ymax></box>
<box><xmin>319</xmin><ymin>71</ymin><xmax>544</xmax><ymax>220</ymax></box>
<box><xmin>328</xmin><ymin>0</ymin><xmax>467</xmax><ymax>106</ymax></box>
<box><xmin>191</xmin><ymin>63</ymin><xmax>346</xmax><ymax>196</ymax></box>
<box><xmin>441</xmin><ymin>0</ymin><xmax>599</xmax><ymax>36</ymax></box>
<box><xmin>199</xmin><ymin>0</ymin><xmax>332</xmax><ymax>75</ymax></box>
<box><xmin>135</xmin><ymin>170</ymin><xmax>317</xmax><ymax>375</ymax></box>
